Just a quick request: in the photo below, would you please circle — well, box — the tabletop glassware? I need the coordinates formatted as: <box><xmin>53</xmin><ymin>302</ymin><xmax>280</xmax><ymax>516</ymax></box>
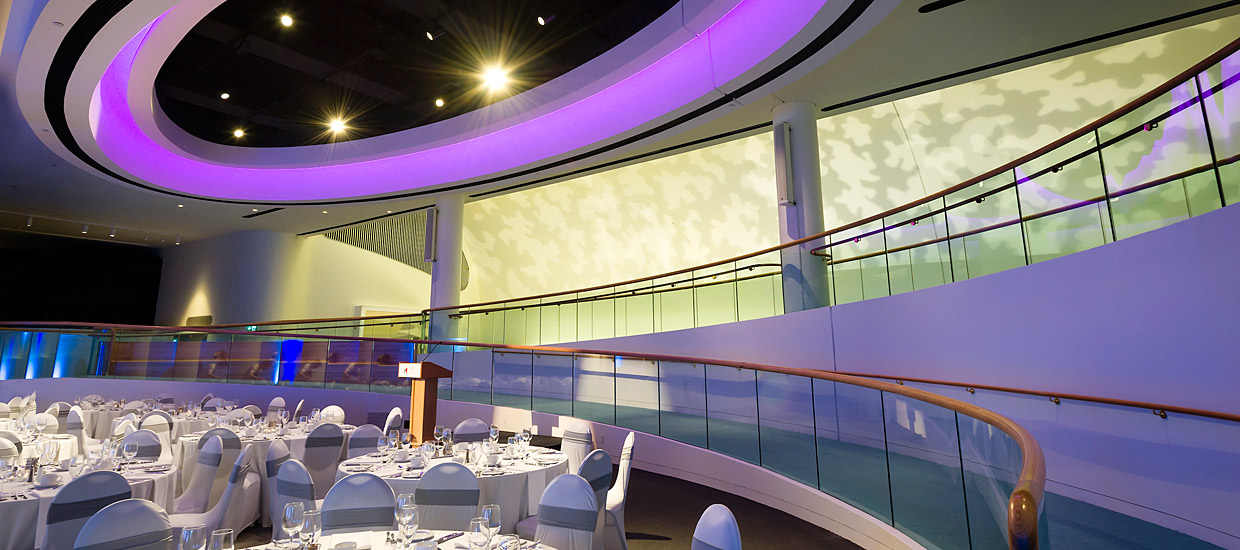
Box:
<box><xmin>396</xmin><ymin>502</ymin><xmax>418</xmax><ymax>549</ymax></box>
<box><xmin>481</xmin><ymin>504</ymin><xmax>501</xmax><ymax>542</ymax></box>
<box><xmin>489</xmin><ymin>425</ymin><xmax>500</xmax><ymax>445</ymax></box>
<box><xmin>494</xmin><ymin>536</ymin><xmax>520</xmax><ymax>550</ymax></box>
<box><xmin>40</xmin><ymin>441</ymin><xmax>59</xmax><ymax>469</ymax></box>
<box><xmin>467</xmin><ymin>518</ymin><xmax>489</xmax><ymax>550</ymax></box>
<box><xmin>282</xmin><ymin>501</ymin><xmax>305</xmax><ymax>549</ymax></box>
<box><xmin>377</xmin><ymin>436</ymin><xmax>390</xmax><ymax>461</ymax></box>
<box><xmin>433</xmin><ymin>425</ymin><xmax>444</xmax><ymax>447</ymax></box>
<box><xmin>0</xmin><ymin>457</ymin><xmax>15</xmax><ymax>499</ymax></box>
<box><xmin>208</xmin><ymin>529</ymin><xmax>234</xmax><ymax>550</ymax></box>
<box><xmin>300</xmin><ymin>510</ymin><xmax>321</xmax><ymax>550</ymax></box>
<box><xmin>388</xmin><ymin>430</ymin><xmax>401</xmax><ymax>449</ymax></box>
<box><xmin>122</xmin><ymin>442</ymin><xmax>138</xmax><ymax>472</ymax></box>
<box><xmin>279</xmin><ymin>410</ymin><xmax>289</xmax><ymax>426</ymax></box>
<box><xmin>179</xmin><ymin>525</ymin><xmax>207</xmax><ymax>550</ymax></box>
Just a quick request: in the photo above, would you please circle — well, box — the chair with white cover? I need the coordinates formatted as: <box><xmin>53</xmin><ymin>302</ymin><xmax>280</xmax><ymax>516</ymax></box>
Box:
<box><xmin>453</xmin><ymin>418</ymin><xmax>489</xmax><ymax>443</ymax></box>
<box><xmin>200</xmin><ymin>394</ymin><xmax>214</xmax><ymax>407</ymax></box>
<box><xmin>137</xmin><ymin>415</ymin><xmax>174</xmax><ymax>462</ymax></box>
<box><xmin>43</xmin><ymin>471</ymin><xmax>132</xmax><ymax>550</ymax></box>
<box><xmin>533</xmin><ymin>474</ymin><xmax>598</xmax><ymax>550</ymax></box>
<box><xmin>170</xmin><ymin>443</ymin><xmax>261</xmax><ymax>535</ymax></box>
<box><xmin>67</xmin><ymin>409</ymin><xmax>101</xmax><ymax>455</ymax></box>
<box><xmin>0</xmin><ymin>430</ymin><xmax>21</xmax><ymax>454</ymax></box>
<box><xmin>0</xmin><ymin>402</ymin><xmax>9</xmax><ymax>425</ymax></box>
<box><xmin>227</xmin><ymin>409</ymin><xmax>255</xmax><ymax>426</ymax></box>
<box><xmin>73</xmin><ymin>499</ymin><xmax>173</xmax><ymax>550</ymax></box>
<box><xmin>267</xmin><ymin>397</ymin><xmax>286</xmax><ymax>422</ymax></box>
<box><xmin>0</xmin><ymin>437</ymin><xmax>18</xmax><ymax>460</ymax></box>
<box><xmin>263</xmin><ymin>438</ymin><xmax>292</xmax><ymax>526</ymax></box>
<box><xmin>292</xmin><ymin>399</ymin><xmax>305</xmax><ymax>420</ymax></box>
<box><xmin>415</xmin><ymin>462</ymin><xmax>480</xmax><ymax>530</ymax></box>
<box><xmin>139</xmin><ymin>410</ymin><xmax>174</xmax><ymax>429</ymax></box>
<box><xmin>562</xmin><ymin>421</ymin><xmax>595</xmax><ymax>474</ymax></box>
<box><xmin>33</xmin><ymin>412</ymin><xmax>59</xmax><ymax>434</ymax></box>
<box><xmin>383</xmin><ymin>407</ymin><xmax>403</xmax><ymax>436</ymax></box>
<box><xmin>692</xmin><ymin>504</ymin><xmax>741</xmax><ymax>550</ymax></box>
<box><xmin>22</xmin><ymin>396</ymin><xmax>36</xmax><ymax>419</ymax></box>
<box><xmin>321</xmin><ymin>473</ymin><xmax>396</xmax><ymax>535</ymax></box>
<box><xmin>602</xmin><ymin>432</ymin><xmax>636</xmax><ymax>550</ymax></box>
<box><xmin>303</xmin><ymin>423</ymin><xmax>345</xmax><ymax>499</ymax></box>
<box><xmin>242</xmin><ymin>404</ymin><xmax>263</xmax><ymax>417</ymax></box>
<box><xmin>577</xmin><ymin>449</ymin><xmax>612</xmax><ymax>550</ymax></box>
<box><xmin>6</xmin><ymin>398</ymin><xmax>21</xmax><ymax>419</ymax></box>
<box><xmin>346</xmin><ymin>424</ymin><xmax>383</xmax><ymax>458</ymax></box>
<box><xmin>174</xmin><ymin>436</ymin><xmax>225</xmax><ymax>514</ymax></box>
<box><xmin>113</xmin><ymin>419</ymin><xmax>137</xmax><ymax>439</ymax></box>
<box><xmin>49</xmin><ymin>402</ymin><xmax>72</xmax><ymax>433</ymax></box>
<box><xmin>120</xmin><ymin>429</ymin><xmax>164</xmax><ymax>462</ymax></box>
<box><xmin>203</xmin><ymin>398</ymin><xmax>224</xmax><ymax>412</ymax></box>
<box><xmin>271</xmin><ymin>459</ymin><xmax>319</xmax><ymax>541</ymax></box>
<box><xmin>195</xmin><ymin>427</ymin><xmax>243</xmax><ymax>508</ymax></box>
<box><xmin>319</xmin><ymin>405</ymin><xmax>345</xmax><ymax>424</ymax></box>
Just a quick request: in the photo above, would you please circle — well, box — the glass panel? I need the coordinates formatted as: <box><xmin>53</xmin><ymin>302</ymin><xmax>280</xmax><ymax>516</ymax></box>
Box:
<box><xmin>228</xmin><ymin>335</ymin><xmax>280</xmax><ymax>384</ymax></box>
<box><xmin>113</xmin><ymin>335</ymin><xmax>177</xmax><ymax>380</ymax></box>
<box><xmin>705</xmin><ymin>365</ymin><xmax>759</xmax><ymax>465</ymax></box>
<box><xmin>52</xmin><ymin>333</ymin><xmax>96</xmax><ymax>378</ymax></box>
<box><xmin>736</xmin><ymin>252</ymin><xmax>783</xmax><ymax>321</ymax></box>
<box><xmin>653</xmin><ymin>273</ymin><xmax>694</xmax><ymax>333</ymax></box>
<box><xmin>756</xmin><ymin>372</ymin><xmax>816</xmax><ymax>486</ymax></box>
<box><xmin>813</xmin><ymin>380</ymin><xmax>892</xmax><ymax>524</ymax></box>
<box><xmin>324</xmin><ymin>340</ymin><xmax>373</xmax><ymax>391</ymax></box>
<box><xmin>1017</xmin><ymin>134</ymin><xmax>1110</xmax><ymax>263</ymax></box>
<box><xmin>573</xmin><ymin>354</ymin><xmax>615</xmax><ymax>424</ymax></box>
<box><xmin>618</xmin><ymin>281</ymin><xmax>654</xmax><ymax>337</ymax></box>
<box><xmin>0</xmin><ymin>331</ymin><xmax>33</xmax><ymax>380</ymax></box>
<box><xmin>830</xmin><ymin>219</ymin><xmax>887</xmax><ymax>304</ymax></box>
<box><xmin>284</xmin><ymin>339</ymin><xmax>329</xmax><ymax>388</ymax></box>
<box><xmin>694</xmin><ymin>265</ymin><xmax>738</xmax><ymax>327</ymax></box>
<box><xmin>946</xmin><ymin>174</ymin><xmax>1026</xmax><ymax>280</ymax></box>
<box><xmin>885</xmin><ymin>205</ymin><xmax>951</xmax><ymax>294</ymax></box>
<box><xmin>493</xmin><ymin>351</ymin><xmax>533</xmax><ymax>410</ymax></box>
<box><xmin>614</xmin><ymin>357</ymin><xmax>659</xmax><ymax>434</ymax></box>
<box><xmin>369</xmin><ymin>341</ymin><xmax>414</xmax><ymax>394</ymax></box>
<box><xmin>24</xmin><ymin>332</ymin><xmax>59</xmax><ymax>379</ymax></box>
<box><xmin>958</xmin><ymin>415</ymin><xmax>1022</xmax><ymax>550</ymax></box>
<box><xmin>450</xmin><ymin>349</ymin><xmax>493</xmax><ymax>404</ymax></box>
<box><xmin>883</xmin><ymin>392</ymin><xmax>968</xmax><ymax>550</ymax></box>
<box><xmin>1101</xmin><ymin>78</ymin><xmax>1215</xmax><ymax>240</ymax></box>
<box><xmin>1201</xmin><ymin>53</ymin><xmax>1240</xmax><ymax>205</ymax></box>
<box><xmin>421</xmin><ymin>345</ymin><xmax>454</xmax><ymax>400</ymax></box>
<box><xmin>532</xmin><ymin>353</ymin><xmax>573</xmax><ymax>415</ymax></box>
<box><xmin>657</xmin><ymin>361</ymin><xmax>708</xmax><ymax>447</ymax></box>
<box><xmin>553</xmin><ymin>300</ymin><xmax>578</xmax><ymax>344</ymax></box>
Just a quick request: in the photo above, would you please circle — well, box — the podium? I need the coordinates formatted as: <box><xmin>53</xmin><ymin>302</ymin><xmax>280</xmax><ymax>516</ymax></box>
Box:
<box><xmin>399</xmin><ymin>361</ymin><xmax>453</xmax><ymax>444</ymax></box>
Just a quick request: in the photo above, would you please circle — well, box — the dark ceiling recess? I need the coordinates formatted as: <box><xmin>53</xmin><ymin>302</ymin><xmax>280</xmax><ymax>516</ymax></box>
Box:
<box><xmin>155</xmin><ymin>0</ymin><xmax>678</xmax><ymax>148</ymax></box>
<box><xmin>918</xmin><ymin>0</ymin><xmax>970</xmax><ymax>14</ymax></box>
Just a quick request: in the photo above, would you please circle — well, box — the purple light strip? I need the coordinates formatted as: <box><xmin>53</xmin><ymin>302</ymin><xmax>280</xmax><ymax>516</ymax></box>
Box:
<box><xmin>91</xmin><ymin>0</ymin><xmax>830</xmax><ymax>201</ymax></box>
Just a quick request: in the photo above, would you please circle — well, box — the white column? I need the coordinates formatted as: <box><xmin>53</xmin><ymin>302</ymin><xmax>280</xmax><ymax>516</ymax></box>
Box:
<box><xmin>773</xmin><ymin>100</ymin><xmax>829</xmax><ymax>312</ymax></box>
<box><xmin>429</xmin><ymin>194</ymin><xmax>464</xmax><ymax>340</ymax></box>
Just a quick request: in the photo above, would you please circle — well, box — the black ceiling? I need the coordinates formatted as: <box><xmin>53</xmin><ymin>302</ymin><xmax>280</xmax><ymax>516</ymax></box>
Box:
<box><xmin>153</xmin><ymin>0</ymin><xmax>679</xmax><ymax>148</ymax></box>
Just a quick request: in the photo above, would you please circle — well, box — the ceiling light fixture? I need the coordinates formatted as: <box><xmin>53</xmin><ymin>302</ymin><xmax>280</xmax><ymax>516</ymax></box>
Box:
<box><xmin>425</xmin><ymin>30</ymin><xmax>444</xmax><ymax>41</ymax></box>
<box><xmin>280</xmin><ymin>14</ymin><xmax>293</xmax><ymax>27</ymax></box>
<box><xmin>109</xmin><ymin>227</ymin><xmax>117</xmax><ymax>238</ymax></box>
<box><xmin>321</xmin><ymin>210</ymin><xmax>328</xmax><ymax>214</ymax></box>
<box><xmin>481</xmin><ymin>66</ymin><xmax>510</xmax><ymax>91</ymax></box>
<box><xmin>175</xmin><ymin>235</ymin><xmax>181</xmax><ymax>245</ymax></box>
<box><xmin>81</xmin><ymin>224</ymin><xmax>88</xmax><ymax>234</ymax></box>
<box><xmin>177</xmin><ymin>204</ymin><xmax>184</xmax><ymax>208</ymax></box>
<box><xmin>220</xmin><ymin>92</ymin><xmax>230</xmax><ymax>100</ymax></box>
<box><xmin>329</xmin><ymin>118</ymin><xmax>346</xmax><ymax>133</ymax></box>
<box><xmin>537</xmin><ymin>15</ymin><xmax>555</xmax><ymax>25</ymax></box>
<box><xmin>233</xmin><ymin>129</ymin><xmax>245</xmax><ymax>138</ymax></box>
<box><xmin>435</xmin><ymin>98</ymin><xmax>444</xmax><ymax>107</ymax></box>
<box><xmin>252</xmin><ymin>208</ymin><xmax>259</xmax><ymax>212</ymax></box>
<box><xmin>25</xmin><ymin>217</ymin><xmax>32</xmax><ymax>227</ymax></box>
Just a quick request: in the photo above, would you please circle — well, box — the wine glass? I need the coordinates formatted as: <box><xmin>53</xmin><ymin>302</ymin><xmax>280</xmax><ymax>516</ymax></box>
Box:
<box><xmin>122</xmin><ymin>442</ymin><xmax>139</xmax><ymax>472</ymax></box>
<box><xmin>494</xmin><ymin>536</ymin><xmax>520</xmax><ymax>550</ymax></box>
<box><xmin>279</xmin><ymin>410</ymin><xmax>289</xmax><ymax>426</ymax></box>
<box><xmin>41</xmin><ymin>441</ymin><xmax>60</xmax><ymax>469</ymax></box>
<box><xmin>388</xmin><ymin>430</ymin><xmax>401</xmax><ymax>449</ymax></box>
<box><xmin>396</xmin><ymin>502</ymin><xmax>418</xmax><ymax>549</ymax></box>
<box><xmin>467</xmin><ymin>518</ymin><xmax>489</xmax><ymax>550</ymax></box>
<box><xmin>282</xmin><ymin>502</ymin><xmax>304</xmax><ymax>549</ymax></box>
<box><xmin>433</xmin><ymin>425</ymin><xmax>444</xmax><ymax>447</ymax></box>
<box><xmin>481</xmin><ymin>504</ymin><xmax>501</xmax><ymax>542</ymax></box>
<box><xmin>298</xmin><ymin>417</ymin><xmax>309</xmax><ymax>433</ymax></box>
<box><xmin>376</xmin><ymin>436</ymin><xmax>390</xmax><ymax>461</ymax></box>
<box><xmin>208</xmin><ymin>529</ymin><xmax>234</xmax><ymax>550</ymax></box>
<box><xmin>0</xmin><ymin>457</ymin><xmax>14</xmax><ymax>499</ymax></box>
<box><xmin>489</xmin><ymin>425</ymin><xmax>500</xmax><ymax>446</ymax></box>
<box><xmin>179</xmin><ymin>525</ymin><xmax>207</xmax><ymax>550</ymax></box>
<box><xmin>300</xmin><ymin>510</ymin><xmax>321</xmax><ymax>550</ymax></box>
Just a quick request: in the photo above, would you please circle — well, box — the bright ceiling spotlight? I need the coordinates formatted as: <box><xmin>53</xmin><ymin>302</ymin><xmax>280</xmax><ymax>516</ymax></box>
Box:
<box><xmin>220</xmin><ymin>92</ymin><xmax>230</xmax><ymax>100</ymax></box>
<box><xmin>426</xmin><ymin>30</ymin><xmax>444</xmax><ymax>41</ymax></box>
<box><xmin>109</xmin><ymin>227</ymin><xmax>116</xmax><ymax>238</ymax></box>
<box><xmin>537</xmin><ymin>15</ymin><xmax>555</xmax><ymax>25</ymax></box>
<box><xmin>233</xmin><ymin>129</ymin><xmax>245</xmax><ymax>138</ymax></box>
<box><xmin>328</xmin><ymin>118</ymin><xmax>346</xmax><ymax>133</ymax></box>
<box><xmin>25</xmin><ymin>216</ymin><xmax>32</xmax><ymax>227</ymax></box>
<box><xmin>434</xmin><ymin>98</ymin><xmax>444</xmax><ymax>107</ymax></box>
<box><xmin>175</xmin><ymin>235</ymin><xmax>181</xmax><ymax>245</ymax></box>
<box><xmin>177</xmin><ymin>204</ymin><xmax>184</xmax><ymax>208</ymax></box>
<box><xmin>280</xmin><ymin>14</ymin><xmax>293</xmax><ymax>27</ymax></box>
<box><xmin>81</xmin><ymin>224</ymin><xmax>88</xmax><ymax>234</ymax></box>
<box><xmin>481</xmin><ymin>66</ymin><xmax>509</xmax><ymax>91</ymax></box>
<box><xmin>252</xmin><ymin>208</ymin><xmax>259</xmax><ymax>212</ymax></box>
<box><xmin>321</xmin><ymin>210</ymin><xmax>328</xmax><ymax>214</ymax></box>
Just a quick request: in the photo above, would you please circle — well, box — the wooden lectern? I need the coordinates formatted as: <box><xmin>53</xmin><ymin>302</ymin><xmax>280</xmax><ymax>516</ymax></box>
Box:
<box><xmin>400</xmin><ymin>360</ymin><xmax>453</xmax><ymax>444</ymax></box>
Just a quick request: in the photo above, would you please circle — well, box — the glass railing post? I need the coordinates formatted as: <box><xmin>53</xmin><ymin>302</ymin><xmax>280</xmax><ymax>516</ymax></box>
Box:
<box><xmin>1011</xmin><ymin>168</ymin><xmax>1031</xmax><ymax>266</ymax></box>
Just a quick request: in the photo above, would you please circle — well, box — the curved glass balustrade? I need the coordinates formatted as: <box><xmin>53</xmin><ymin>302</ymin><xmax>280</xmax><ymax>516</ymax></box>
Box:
<box><xmin>0</xmin><ymin>323</ymin><xmax>1045</xmax><ymax>550</ymax></box>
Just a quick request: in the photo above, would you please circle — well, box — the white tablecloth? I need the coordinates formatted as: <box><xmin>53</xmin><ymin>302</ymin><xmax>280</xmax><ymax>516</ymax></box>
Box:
<box><xmin>17</xmin><ymin>435</ymin><xmax>78</xmax><ymax>462</ymax></box>
<box><xmin>79</xmin><ymin>409</ymin><xmax>123</xmax><ymax>439</ymax></box>
<box><xmin>334</xmin><ymin>449</ymin><xmax>568</xmax><ymax>533</ymax></box>
<box><xmin>0</xmin><ymin>465</ymin><xmax>176</xmax><ymax>550</ymax></box>
<box><xmin>303</xmin><ymin>529</ymin><xmax>554</xmax><ymax>550</ymax></box>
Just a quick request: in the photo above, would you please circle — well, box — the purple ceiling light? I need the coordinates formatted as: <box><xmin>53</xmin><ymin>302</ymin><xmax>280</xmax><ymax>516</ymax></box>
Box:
<box><xmin>91</xmin><ymin>0</ymin><xmax>831</xmax><ymax>202</ymax></box>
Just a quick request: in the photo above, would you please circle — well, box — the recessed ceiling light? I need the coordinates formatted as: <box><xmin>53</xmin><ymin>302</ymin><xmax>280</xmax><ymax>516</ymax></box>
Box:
<box><xmin>386</xmin><ymin>210</ymin><xmax>393</xmax><ymax>214</ymax></box>
<box><xmin>321</xmin><ymin>210</ymin><xmax>328</xmax><ymax>214</ymax></box>
<box><xmin>434</xmin><ymin>98</ymin><xmax>444</xmax><ymax>107</ymax></box>
<box><xmin>329</xmin><ymin>119</ymin><xmax>346</xmax><ymax>133</ymax></box>
<box><xmin>175</xmin><ymin>235</ymin><xmax>181</xmax><ymax>245</ymax></box>
<box><xmin>220</xmin><ymin>92</ymin><xmax>230</xmax><ymax>100</ymax></box>
<box><xmin>25</xmin><ymin>217</ymin><xmax>32</xmax><ymax>227</ymax></box>
<box><xmin>252</xmin><ymin>208</ymin><xmax>259</xmax><ymax>212</ymax></box>
<box><xmin>233</xmin><ymin>129</ymin><xmax>244</xmax><ymax>138</ymax></box>
<box><xmin>482</xmin><ymin>66</ymin><xmax>509</xmax><ymax>91</ymax></box>
<box><xmin>81</xmin><ymin>224</ymin><xmax>88</xmax><ymax>234</ymax></box>
<box><xmin>109</xmin><ymin>228</ymin><xmax>116</xmax><ymax>238</ymax></box>
<box><xmin>280</xmin><ymin>14</ymin><xmax>293</xmax><ymax>27</ymax></box>
<box><xmin>537</xmin><ymin>15</ymin><xmax>555</xmax><ymax>25</ymax></box>
<box><xmin>177</xmin><ymin>204</ymin><xmax>184</xmax><ymax>208</ymax></box>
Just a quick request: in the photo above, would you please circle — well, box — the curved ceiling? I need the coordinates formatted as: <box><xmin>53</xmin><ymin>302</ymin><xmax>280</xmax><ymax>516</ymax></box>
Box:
<box><xmin>16</xmin><ymin>0</ymin><xmax>874</xmax><ymax>203</ymax></box>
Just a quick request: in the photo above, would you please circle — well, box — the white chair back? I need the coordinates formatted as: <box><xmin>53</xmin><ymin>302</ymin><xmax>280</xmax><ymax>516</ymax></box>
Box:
<box><xmin>320</xmin><ymin>405</ymin><xmax>345</xmax><ymax>424</ymax></box>
<box><xmin>200</xmin><ymin>394</ymin><xmax>214</xmax><ymax>406</ymax></box>
<box><xmin>33</xmin><ymin>412</ymin><xmax>59</xmax><ymax>433</ymax></box>
<box><xmin>0</xmin><ymin>402</ymin><xmax>9</xmax><ymax>420</ymax></box>
<box><xmin>383</xmin><ymin>407</ymin><xmax>403</xmax><ymax>435</ymax></box>
<box><xmin>453</xmin><ymin>418</ymin><xmax>489</xmax><ymax>443</ymax></box>
<box><xmin>203</xmin><ymin>398</ymin><xmax>224</xmax><ymax>412</ymax></box>
<box><xmin>0</xmin><ymin>437</ymin><xmax>17</xmax><ymax>459</ymax></box>
<box><xmin>267</xmin><ymin>397</ymin><xmax>286</xmax><ymax>421</ymax></box>
<box><xmin>346</xmin><ymin>424</ymin><xmax>383</xmax><ymax>458</ymax></box>
<box><xmin>242</xmin><ymin>405</ymin><xmax>263</xmax><ymax>417</ymax></box>
<box><xmin>50</xmin><ymin>402</ymin><xmax>72</xmax><ymax>433</ymax></box>
<box><xmin>292</xmin><ymin>399</ymin><xmax>305</xmax><ymax>420</ymax></box>
<box><xmin>304</xmin><ymin>423</ymin><xmax>345</xmax><ymax>499</ymax></box>
<box><xmin>44</xmin><ymin>471</ymin><xmax>132</xmax><ymax>550</ymax></box>
<box><xmin>74</xmin><ymin>499</ymin><xmax>172</xmax><ymax>550</ymax></box>
<box><xmin>120</xmin><ymin>429</ymin><xmax>163</xmax><ymax>461</ymax></box>
<box><xmin>563</xmin><ymin>421</ymin><xmax>594</xmax><ymax>474</ymax></box>
<box><xmin>6</xmin><ymin>398</ymin><xmax>20</xmax><ymax>418</ymax></box>
<box><xmin>415</xmin><ymin>463</ymin><xmax>480</xmax><ymax>530</ymax></box>
<box><xmin>578</xmin><ymin>449</ymin><xmax>612</xmax><ymax>550</ymax></box>
<box><xmin>139</xmin><ymin>410</ymin><xmax>174</xmax><ymax>428</ymax></box>
<box><xmin>172</xmin><ymin>444</ymin><xmax>258</xmax><ymax>535</ymax></box>
<box><xmin>174</xmin><ymin>436</ymin><xmax>224</xmax><ymax>514</ymax></box>
<box><xmin>67</xmin><ymin>410</ymin><xmax>96</xmax><ymax>454</ymax></box>
<box><xmin>263</xmin><ymin>438</ymin><xmax>292</xmax><ymax>530</ymax></box>
<box><xmin>534</xmin><ymin>474</ymin><xmax>598</xmax><ymax>550</ymax></box>
<box><xmin>196</xmin><ymin>428</ymin><xmax>242</xmax><ymax>508</ymax></box>
<box><xmin>603</xmin><ymin>432</ymin><xmax>636</xmax><ymax>550</ymax></box>
<box><xmin>137</xmin><ymin>415</ymin><xmax>173</xmax><ymax>461</ymax></box>
<box><xmin>227</xmin><ymin>409</ymin><xmax>255</xmax><ymax>426</ymax></box>
<box><xmin>272</xmin><ymin>459</ymin><xmax>317</xmax><ymax>541</ymax></box>
<box><xmin>113</xmin><ymin>420</ymin><xmax>137</xmax><ymax>439</ymax></box>
<box><xmin>692</xmin><ymin>504</ymin><xmax>741</xmax><ymax>550</ymax></box>
<box><xmin>322</xmin><ymin>473</ymin><xmax>396</xmax><ymax>534</ymax></box>
<box><xmin>0</xmin><ymin>430</ymin><xmax>21</xmax><ymax>455</ymax></box>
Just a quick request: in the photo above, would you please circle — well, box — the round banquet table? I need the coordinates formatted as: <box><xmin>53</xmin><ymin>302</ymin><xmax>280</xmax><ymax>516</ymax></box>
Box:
<box><xmin>255</xmin><ymin>529</ymin><xmax>556</xmax><ymax>550</ymax></box>
<box><xmin>0</xmin><ymin>463</ymin><xmax>176</xmax><ymax>550</ymax></box>
<box><xmin>334</xmin><ymin>448</ymin><xmax>568</xmax><ymax>533</ymax></box>
<box><xmin>17</xmin><ymin>434</ymin><xmax>78</xmax><ymax>462</ymax></box>
<box><xmin>79</xmin><ymin>408</ymin><xmax>124</xmax><ymax>439</ymax></box>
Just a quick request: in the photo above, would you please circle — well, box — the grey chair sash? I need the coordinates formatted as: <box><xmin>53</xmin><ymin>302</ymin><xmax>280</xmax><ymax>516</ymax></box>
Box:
<box><xmin>583</xmin><ymin>471</ymin><xmax>609</xmax><ymax>493</ymax></box>
<box><xmin>48</xmin><ymin>493</ymin><xmax>130</xmax><ymax>523</ymax></box>
<box><xmin>145</xmin><ymin>423</ymin><xmax>170</xmax><ymax>433</ymax></box>
<box><xmin>266</xmin><ymin>454</ymin><xmax>290</xmax><ymax>477</ymax></box>
<box><xmin>68</xmin><ymin>421</ymin><xmax>84</xmax><ymax>431</ymax></box>
<box><xmin>307</xmin><ymin>436</ymin><xmax>344</xmax><ymax>448</ymax></box>
<box><xmin>76</xmin><ymin>529</ymin><xmax>174</xmax><ymax>550</ymax></box>
<box><xmin>229</xmin><ymin>461</ymin><xmax>251</xmax><ymax>483</ymax></box>
<box><xmin>454</xmin><ymin>432</ymin><xmax>487</xmax><ymax>443</ymax></box>
<box><xmin>0</xmin><ymin>447</ymin><xmax>18</xmax><ymax>458</ymax></box>
<box><xmin>562</xmin><ymin>430</ymin><xmax>591</xmax><ymax>443</ymax></box>
<box><xmin>415</xmin><ymin>488</ymin><xmax>479</xmax><ymax>506</ymax></box>
<box><xmin>58</xmin><ymin>409</ymin><xmax>70</xmax><ymax>418</ymax></box>
<box><xmin>270</xmin><ymin>406</ymin><xmax>285</xmax><ymax>413</ymax></box>
<box><xmin>277</xmin><ymin>479</ymin><xmax>315</xmax><ymax>501</ymax></box>
<box><xmin>323</xmin><ymin>506</ymin><xmax>395</xmax><ymax>529</ymax></box>
<box><xmin>537</xmin><ymin>505</ymin><xmax>597</xmax><ymax>531</ymax></box>
<box><xmin>202</xmin><ymin>406</ymin><xmax>216</xmax><ymax>412</ymax></box>
<box><xmin>690</xmin><ymin>537</ymin><xmax>727</xmax><ymax>550</ymax></box>
<box><xmin>134</xmin><ymin>444</ymin><xmax>161</xmax><ymax>459</ymax></box>
<box><xmin>348</xmin><ymin>437</ymin><xmax>378</xmax><ymax>450</ymax></box>
<box><xmin>199</xmin><ymin>452</ymin><xmax>223</xmax><ymax>467</ymax></box>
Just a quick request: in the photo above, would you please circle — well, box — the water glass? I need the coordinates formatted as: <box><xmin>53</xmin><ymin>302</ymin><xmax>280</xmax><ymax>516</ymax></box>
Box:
<box><xmin>388</xmin><ymin>430</ymin><xmax>401</xmax><ymax>449</ymax></box>
<box><xmin>282</xmin><ymin>502</ymin><xmax>305</xmax><ymax>548</ymax></box>
<box><xmin>122</xmin><ymin>442</ymin><xmax>139</xmax><ymax>471</ymax></box>
<box><xmin>467</xmin><ymin>518</ymin><xmax>489</xmax><ymax>550</ymax></box>
<box><xmin>396</xmin><ymin>503</ymin><xmax>418</xmax><ymax>548</ymax></box>
<box><xmin>179</xmin><ymin>525</ymin><xmax>207</xmax><ymax>550</ymax></box>
<box><xmin>208</xmin><ymin>529</ymin><xmax>234</xmax><ymax>550</ymax></box>
<box><xmin>489</xmin><ymin>425</ymin><xmax>499</xmax><ymax>445</ymax></box>
<box><xmin>300</xmin><ymin>510</ymin><xmax>321</xmax><ymax>549</ymax></box>
<box><xmin>481</xmin><ymin>504</ymin><xmax>501</xmax><ymax>541</ymax></box>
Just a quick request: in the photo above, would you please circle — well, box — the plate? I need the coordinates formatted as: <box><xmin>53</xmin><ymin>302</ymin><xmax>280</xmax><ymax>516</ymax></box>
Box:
<box><xmin>32</xmin><ymin>483</ymin><xmax>63</xmax><ymax>490</ymax></box>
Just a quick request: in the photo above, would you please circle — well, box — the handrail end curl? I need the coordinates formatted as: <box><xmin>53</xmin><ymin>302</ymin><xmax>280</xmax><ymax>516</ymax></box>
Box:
<box><xmin>1007</xmin><ymin>483</ymin><xmax>1041</xmax><ymax>550</ymax></box>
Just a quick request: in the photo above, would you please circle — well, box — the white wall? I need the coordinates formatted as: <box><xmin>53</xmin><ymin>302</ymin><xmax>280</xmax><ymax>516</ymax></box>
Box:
<box><xmin>155</xmin><ymin>231</ymin><xmax>431</xmax><ymax>325</ymax></box>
